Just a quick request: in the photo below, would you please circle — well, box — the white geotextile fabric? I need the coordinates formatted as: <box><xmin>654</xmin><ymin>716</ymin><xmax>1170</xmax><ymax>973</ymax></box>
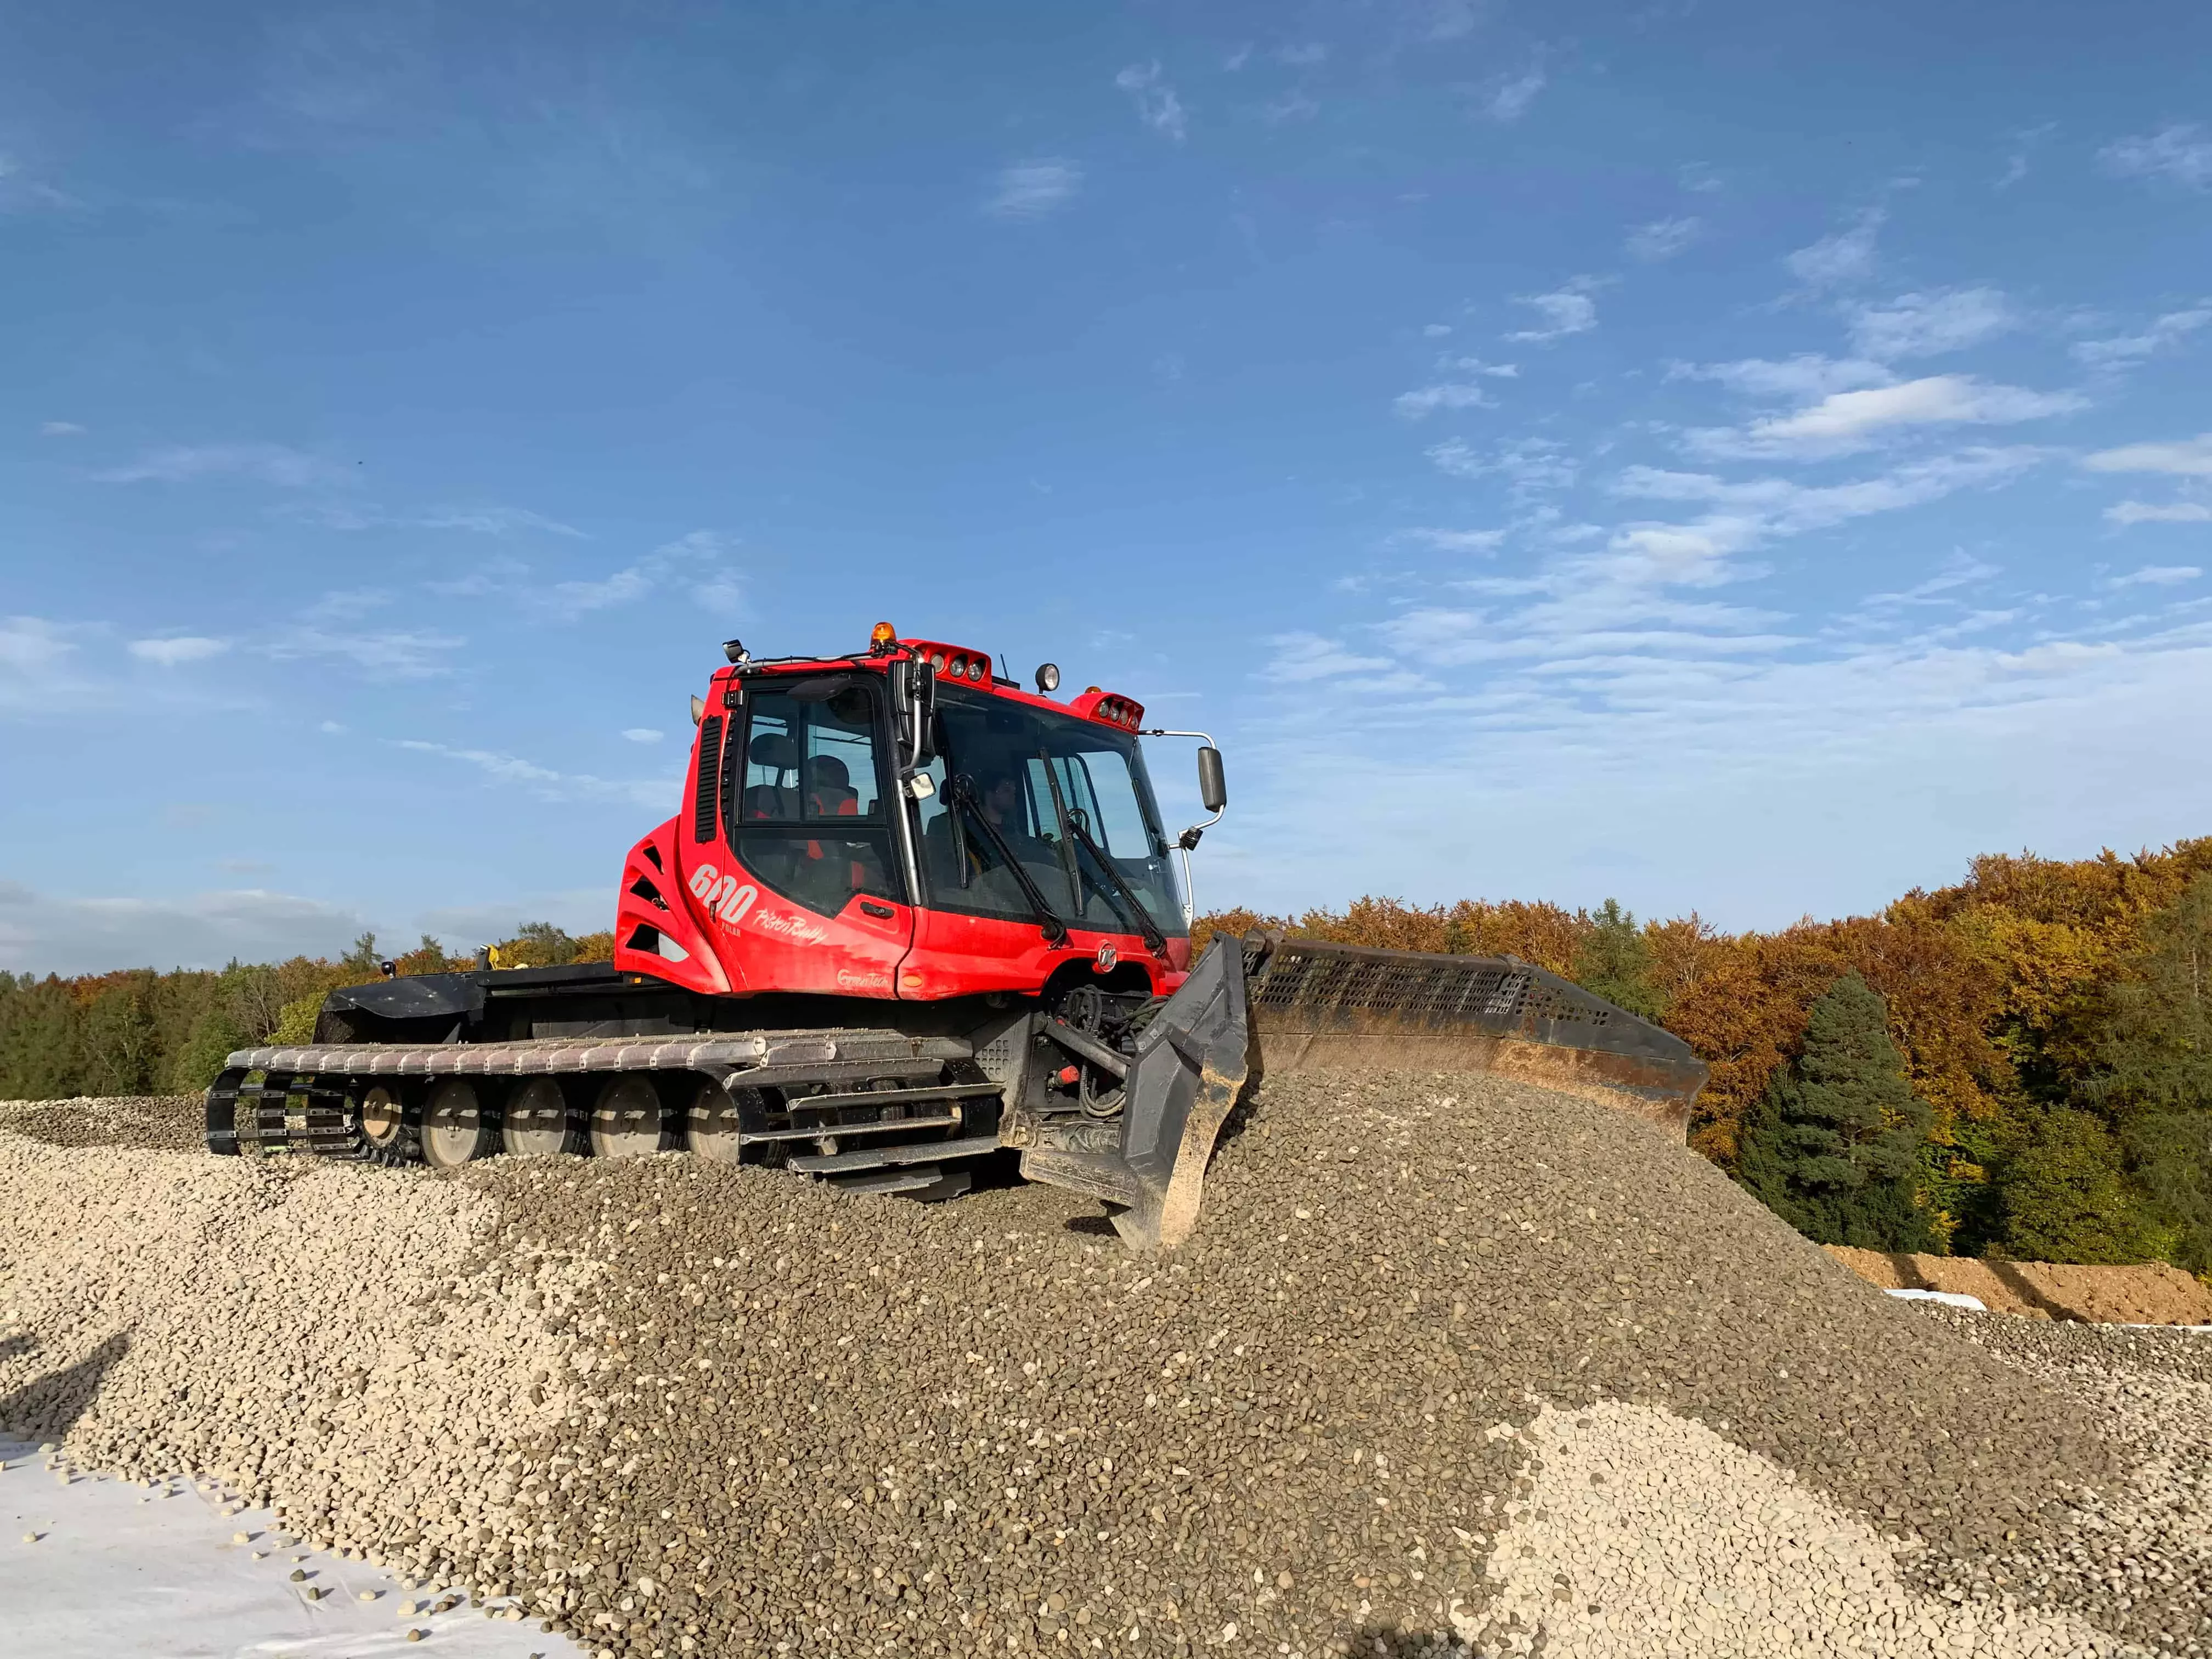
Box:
<box><xmin>0</xmin><ymin>1438</ymin><xmax>585</xmax><ymax>1659</ymax></box>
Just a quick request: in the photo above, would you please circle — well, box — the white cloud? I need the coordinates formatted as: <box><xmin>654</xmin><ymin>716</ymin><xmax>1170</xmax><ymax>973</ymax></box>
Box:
<box><xmin>1398</xmin><ymin>527</ymin><xmax>1505</xmax><ymax>554</ymax></box>
<box><xmin>39</xmin><ymin>420</ymin><xmax>85</xmax><ymax>437</ymax></box>
<box><xmin>1393</xmin><ymin>382</ymin><xmax>1497</xmax><ymax>419</ymax></box>
<box><xmin>984</xmin><ymin>159</ymin><xmax>1081</xmax><ymax>219</ymax></box>
<box><xmin>2110</xmin><ymin>565</ymin><xmax>2202</xmax><ymax>586</ymax></box>
<box><xmin>1685</xmin><ymin>375</ymin><xmax>2084</xmax><ymax>460</ymax></box>
<box><xmin>2083</xmin><ymin>434</ymin><xmax>2212</xmax><ymax>477</ymax></box>
<box><xmin>2101</xmin><ymin>123</ymin><xmax>2212</xmax><ymax>190</ymax></box>
<box><xmin>1672</xmin><ymin>354</ymin><xmax>1892</xmax><ymax>401</ymax></box>
<box><xmin>1422</xmin><ymin>323</ymin><xmax>1452</xmax><ymax>337</ymax></box>
<box><xmin>1276</xmin><ymin>42</ymin><xmax>1329</xmax><ymax>66</ymax></box>
<box><xmin>1848</xmin><ymin>287</ymin><xmax>2016</xmax><ymax>360</ymax></box>
<box><xmin>1481</xmin><ymin>68</ymin><xmax>1545</xmax><ymax>124</ymax></box>
<box><xmin>318</xmin><ymin>720</ymin><xmax>345</xmax><ymax>733</ymax></box>
<box><xmin>1678</xmin><ymin>162</ymin><xmax>1723</xmax><ymax>194</ymax></box>
<box><xmin>622</xmin><ymin>727</ymin><xmax>665</xmax><ymax>743</ymax></box>
<box><xmin>1257</xmin><ymin>632</ymin><xmax>1436</xmax><ymax>692</ymax></box>
<box><xmin>129</xmin><ymin>636</ymin><xmax>230</xmax><ymax>667</ymax></box>
<box><xmin>1444</xmin><ymin>357</ymin><xmax>1519</xmax><ymax>378</ymax></box>
<box><xmin>1114</xmin><ymin>63</ymin><xmax>1188</xmax><ymax>142</ymax></box>
<box><xmin>1785</xmin><ymin>209</ymin><xmax>1883</xmax><ymax>289</ymax></box>
<box><xmin>2072</xmin><ymin>307</ymin><xmax>2212</xmax><ymax>370</ymax></box>
<box><xmin>1503</xmin><ymin>278</ymin><xmax>1601</xmax><ymax>343</ymax></box>
<box><xmin>1625</xmin><ymin>216</ymin><xmax>1702</xmax><ymax>261</ymax></box>
<box><xmin>89</xmin><ymin>443</ymin><xmax>353</xmax><ymax>488</ymax></box>
<box><xmin>2106</xmin><ymin>500</ymin><xmax>2212</xmax><ymax>526</ymax></box>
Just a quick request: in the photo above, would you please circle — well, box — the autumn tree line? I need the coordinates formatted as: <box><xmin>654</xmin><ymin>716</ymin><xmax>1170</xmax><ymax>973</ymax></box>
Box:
<box><xmin>1195</xmin><ymin>839</ymin><xmax>2212</xmax><ymax>1279</ymax></box>
<box><xmin>3</xmin><ymin>842</ymin><xmax>2208</xmax><ymax>1276</ymax></box>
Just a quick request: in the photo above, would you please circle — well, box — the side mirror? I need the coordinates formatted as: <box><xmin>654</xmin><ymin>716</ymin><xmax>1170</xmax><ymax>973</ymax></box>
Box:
<box><xmin>1197</xmin><ymin>746</ymin><xmax>1227</xmax><ymax>814</ymax></box>
<box><xmin>888</xmin><ymin>656</ymin><xmax>938</xmax><ymax>768</ymax></box>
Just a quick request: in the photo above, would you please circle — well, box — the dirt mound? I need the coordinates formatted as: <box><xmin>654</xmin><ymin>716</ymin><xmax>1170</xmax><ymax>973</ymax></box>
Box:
<box><xmin>1827</xmin><ymin>1246</ymin><xmax>2212</xmax><ymax>1325</ymax></box>
<box><xmin>3</xmin><ymin>1074</ymin><xmax>2202</xmax><ymax>1656</ymax></box>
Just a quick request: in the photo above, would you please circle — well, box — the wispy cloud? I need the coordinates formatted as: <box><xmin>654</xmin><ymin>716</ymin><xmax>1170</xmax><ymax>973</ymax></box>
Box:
<box><xmin>1444</xmin><ymin>358</ymin><xmax>1518</xmax><ymax>379</ymax></box>
<box><xmin>280</xmin><ymin>500</ymin><xmax>585</xmax><ymax>537</ymax></box>
<box><xmin>2101</xmin><ymin>123</ymin><xmax>2212</xmax><ymax>190</ymax></box>
<box><xmin>91</xmin><ymin>443</ymin><xmax>353</xmax><ymax>489</ymax></box>
<box><xmin>1427</xmin><ymin>436</ymin><xmax>1578</xmax><ymax>497</ymax></box>
<box><xmin>1671</xmin><ymin>355</ymin><xmax>1892</xmax><ymax>400</ymax></box>
<box><xmin>1397</xmin><ymin>527</ymin><xmax>1506</xmax><ymax>554</ymax></box>
<box><xmin>1625</xmin><ymin>216</ymin><xmax>1702</xmax><ymax>262</ymax></box>
<box><xmin>39</xmin><ymin>420</ymin><xmax>85</xmax><ymax>437</ymax></box>
<box><xmin>2072</xmin><ymin>306</ymin><xmax>2212</xmax><ymax>371</ymax></box>
<box><xmin>2106</xmin><ymin>501</ymin><xmax>2211</xmax><ymax>526</ymax></box>
<box><xmin>1684</xmin><ymin>375</ymin><xmax>2083</xmax><ymax>460</ymax></box>
<box><xmin>534</xmin><ymin>529</ymin><xmax>743</xmax><ymax>623</ymax></box>
<box><xmin>622</xmin><ymin>727</ymin><xmax>664</xmax><ymax>744</ymax></box>
<box><xmin>1115</xmin><ymin>63</ymin><xmax>1188</xmax><ymax>142</ymax></box>
<box><xmin>129</xmin><ymin>636</ymin><xmax>230</xmax><ymax>667</ymax></box>
<box><xmin>260</xmin><ymin>627</ymin><xmax>465</xmax><ymax>677</ymax></box>
<box><xmin>1258</xmin><ymin>632</ymin><xmax>1437</xmax><ymax>692</ymax></box>
<box><xmin>2109</xmin><ymin>565</ymin><xmax>2202</xmax><ymax>586</ymax></box>
<box><xmin>1848</xmin><ymin>287</ymin><xmax>2016</xmax><ymax>360</ymax></box>
<box><xmin>1480</xmin><ymin>67</ymin><xmax>1545</xmax><ymax>124</ymax></box>
<box><xmin>393</xmin><ymin>738</ymin><xmax>669</xmax><ymax>808</ymax></box>
<box><xmin>1785</xmin><ymin>209</ymin><xmax>1883</xmax><ymax>289</ymax></box>
<box><xmin>1503</xmin><ymin>277</ymin><xmax>1602</xmax><ymax>343</ymax></box>
<box><xmin>2083</xmin><ymin>434</ymin><xmax>2212</xmax><ymax>476</ymax></box>
<box><xmin>1393</xmin><ymin>382</ymin><xmax>1497</xmax><ymax>419</ymax></box>
<box><xmin>0</xmin><ymin>151</ymin><xmax>79</xmax><ymax>213</ymax></box>
<box><xmin>984</xmin><ymin>159</ymin><xmax>1081</xmax><ymax>220</ymax></box>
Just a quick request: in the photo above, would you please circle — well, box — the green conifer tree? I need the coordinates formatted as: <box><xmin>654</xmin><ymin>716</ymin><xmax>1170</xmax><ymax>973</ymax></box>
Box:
<box><xmin>1571</xmin><ymin>899</ymin><xmax>1663</xmax><ymax>1020</ymax></box>
<box><xmin>1735</xmin><ymin>971</ymin><xmax>1936</xmax><ymax>1251</ymax></box>
<box><xmin>2080</xmin><ymin>871</ymin><xmax>2212</xmax><ymax>1271</ymax></box>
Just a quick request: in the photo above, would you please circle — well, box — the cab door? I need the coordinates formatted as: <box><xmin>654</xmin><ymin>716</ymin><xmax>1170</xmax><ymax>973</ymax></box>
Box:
<box><xmin>694</xmin><ymin>673</ymin><xmax>913</xmax><ymax>998</ymax></box>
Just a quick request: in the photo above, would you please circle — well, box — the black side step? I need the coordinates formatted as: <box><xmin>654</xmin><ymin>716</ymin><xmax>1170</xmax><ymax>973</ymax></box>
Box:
<box><xmin>789</xmin><ymin>1133</ymin><xmax>1002</xmax><ymax>1175</ymax></box>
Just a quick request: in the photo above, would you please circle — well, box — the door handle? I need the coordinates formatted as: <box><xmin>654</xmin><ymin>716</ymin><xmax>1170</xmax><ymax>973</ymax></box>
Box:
<box><xmin>860</xmin><ymin>901</ymin><xmax>895</xmax><ymax>919</ymax></box>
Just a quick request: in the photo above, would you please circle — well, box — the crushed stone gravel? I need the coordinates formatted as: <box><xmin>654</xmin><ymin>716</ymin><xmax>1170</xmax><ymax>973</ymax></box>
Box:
<box><xmin>0</xmin><ymin>1094</ymin><xmax>202</xmax><ymax>1152</ymax></box>
<box><xmin>1</xmin><ymin>1071</ymin><xmax>2203</xmax><ymax>1658</ymax></box>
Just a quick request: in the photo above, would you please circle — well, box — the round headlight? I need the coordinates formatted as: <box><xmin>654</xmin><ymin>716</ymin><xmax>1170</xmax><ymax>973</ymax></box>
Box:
<box><xmin>967</xmin><ymin>659</ymin><xmax>984</xmax><ymax>681</ymax></box>
<box><xmin>930</xmin><ymin>653</ymin><xmax>946</xmax><ymax>672</ymax></box>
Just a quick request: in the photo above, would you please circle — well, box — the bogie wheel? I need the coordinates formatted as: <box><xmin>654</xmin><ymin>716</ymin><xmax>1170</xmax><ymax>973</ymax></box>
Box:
<box><xmin>686</xmin><ymin>1081</ymin><xmax>769</xmax><ymax>1164</ymax></box>
<box><xmin>358</xmin><ymin>1083</ymin><xmax>424</xmax><ymax>1167</ymax></box>
<box><xmin>422</xmin><ymin>1078</ymin><xmax>498</xmax><ymax>1170</ymax></box>
<box><xmin>590</xmin><ymin>1074</ymin><xmax>673</xmax><ymax>1158</ymax></box>
<box><xmin>504</xmin><ymin>1077</ymin><xmax>583</xmax><ymax>1156</ymax></box>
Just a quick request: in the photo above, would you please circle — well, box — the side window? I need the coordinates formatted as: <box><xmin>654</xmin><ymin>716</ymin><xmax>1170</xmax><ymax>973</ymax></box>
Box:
<box><xmin>729</xmin><ymin>684</ymin><xmax>899</xmax><ymax>916</ymax></box>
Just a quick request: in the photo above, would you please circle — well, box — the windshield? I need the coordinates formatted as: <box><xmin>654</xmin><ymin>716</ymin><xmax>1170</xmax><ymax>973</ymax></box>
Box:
<box><xmin>913</xmin><ymin>687</ymin><xmax>1185</xmax><ymax>936</ymax></box>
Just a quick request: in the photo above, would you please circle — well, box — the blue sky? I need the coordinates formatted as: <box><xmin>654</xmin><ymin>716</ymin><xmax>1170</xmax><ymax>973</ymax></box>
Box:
<box><xmin>4</xmin><ymin>0</ymin><xmax>2210</xmax><ymax>974</ymax></box>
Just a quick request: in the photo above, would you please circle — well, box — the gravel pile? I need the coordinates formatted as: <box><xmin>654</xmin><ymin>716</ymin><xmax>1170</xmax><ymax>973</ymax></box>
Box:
<box><xmin>2</xmin><ymin>1072</ymin><xmax>2200</xmax><ymax>1657</ymax></box>
<box><xmin>0</xmin><ymin>1093</ymin><xmax>202</xmax><ymax>1150</ymax></box>
<box><xmin>1912</xmin><ymin>1309</ymin><xmax>2212</xmax><ymax>1654</ymax></box>
<box><xmin>1462</xmin><ymin>1400</ymin><xmax>2120</xmax><ymax>1657</ymax></box>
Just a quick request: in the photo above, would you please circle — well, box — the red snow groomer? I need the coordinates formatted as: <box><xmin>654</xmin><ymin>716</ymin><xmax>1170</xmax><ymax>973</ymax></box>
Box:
<box><xmin>209</xmin><ymin>624</ymin><xmax>1706</xmax><ymax>1249</ymax></box>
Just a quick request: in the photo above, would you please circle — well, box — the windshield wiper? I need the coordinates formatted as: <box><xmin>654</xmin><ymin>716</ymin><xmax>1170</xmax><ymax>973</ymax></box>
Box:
<box><xmin>945</xmin><ymin>775</ymin><xmax>1069</xmax><ymax>946</ymax></box>
<box><xmin>1064</xmin><ymin>808</ymin><xmax>1168</xmax><ymax>953</ymax></box>
<box><xmin>1035</xmin><ymin>750</ymin><xmax>1084</xmax><ymax>917</ymax></box>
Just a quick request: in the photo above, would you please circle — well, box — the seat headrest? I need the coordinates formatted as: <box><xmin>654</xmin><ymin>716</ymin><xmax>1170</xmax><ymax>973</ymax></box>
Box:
<box><xmin>749</xmin><ymin>732</ymin><xmax>801</xmax><ymax>772</ymax></box>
